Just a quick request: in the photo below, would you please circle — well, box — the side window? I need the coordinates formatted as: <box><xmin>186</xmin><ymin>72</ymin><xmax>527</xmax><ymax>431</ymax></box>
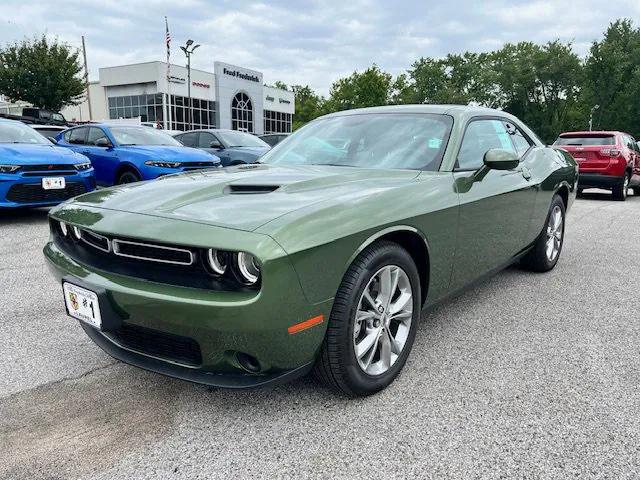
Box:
<box><xmin>178</xmin><ymin>132</ymin><xmax>198</xmax><ymax>147</ymax></box>
<box><xmin>198</xmin><ymin>133</ymin><xmax>218</xmax><ymax>148</ymax></box>
<box><xmin>504</xmin><ymin>121</ymin><xmax>532</xmax><ymax>157</ymax></box>
<box><xmin>68</xmin><ymin>127</ymin><xmax>88</xmax><ymax>145</ymax></box>
<box><xmin>457</xmin><ymin>119</ymin><xmax>516</xmax><ymax>170</ymax></box>
<box><xmin>87</xmin><ymin>127</ymin><xmax>108</xmax><ymax>146</ymax></box>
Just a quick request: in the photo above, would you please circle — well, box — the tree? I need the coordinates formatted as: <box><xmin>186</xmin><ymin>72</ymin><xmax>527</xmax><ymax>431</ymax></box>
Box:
<box><xmin>581</xmin><ymin>19</ymin><xmax>640</xmax><ymax>136</ymax></box>
<box><xmin>271</xmin><ymin>80</ymin><xmax>289</xmax><ymax>91</ymax></box>
<box><xmin>326</xmin><ymin>65</ymin><xmax>392</xmax><ymax>112</ymax></box>
<box><xmin>0</xmin><ymin>35</ymin><xmax>85</xmax><ymax>111</ymax></box>
<box><xmin>290</xmin><ymin>84</ymin><xmax>325</xmax><ymax>130</ymax></box>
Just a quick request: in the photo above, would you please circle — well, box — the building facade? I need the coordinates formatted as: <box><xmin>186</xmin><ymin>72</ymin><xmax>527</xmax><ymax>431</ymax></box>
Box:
<box><xmin>62</xmin><ymin>61</ymin><xmax>294</xmax><ymax>134</ymax></box>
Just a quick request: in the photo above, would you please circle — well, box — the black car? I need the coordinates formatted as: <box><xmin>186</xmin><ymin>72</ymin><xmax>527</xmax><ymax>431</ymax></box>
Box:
<box><xmin>173</xmin><ymin>129</ymin><xmax>270</xmax><ymax>167</ymax></box>
<box><xmin>259</xmin><ymin>133</ymin><xmax>289</xmax><ymax>147</ymax></box>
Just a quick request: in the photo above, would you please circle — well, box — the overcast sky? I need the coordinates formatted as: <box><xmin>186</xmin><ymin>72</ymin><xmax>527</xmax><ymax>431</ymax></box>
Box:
<box><xmin>1</xmin><ymin>0</ymin><xmax>638</xmax><ymax>96</ymax></box>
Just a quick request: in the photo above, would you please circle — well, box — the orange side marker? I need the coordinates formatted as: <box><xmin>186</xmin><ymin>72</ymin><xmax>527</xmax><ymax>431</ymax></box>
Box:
<box><xmin>288</xmin><ymin>315</ymin><xmax>324</xmax><ymax>334</ymax></box>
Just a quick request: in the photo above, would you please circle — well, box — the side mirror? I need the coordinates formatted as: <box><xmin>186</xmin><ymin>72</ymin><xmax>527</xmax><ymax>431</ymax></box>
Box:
<box><xmin>483</xmin><ymin>149</ymin><xmax>519</xmax><ymax>170</ymax></box>
<box><xmin>47</xmin><ymin>136</ymin><xmax>58</xmax><ymax>144</ymax></box>
<box><xmin>94</xmin><ymin>137</ymin><xmax>112</xmax><ymax>148</ymax></box>
<box><xmin>210</xmin><ymin>141</ymin><xmax>223</xmax><ymax>149</ymax></box>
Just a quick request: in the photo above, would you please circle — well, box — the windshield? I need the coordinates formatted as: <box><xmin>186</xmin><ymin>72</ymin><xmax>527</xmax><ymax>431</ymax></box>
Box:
<box><xmin>110</xmin><ymin>127</ymin><xmax>182</xmax><ymax>146</ymax></box>
<box><xmin>260</xmin><ymin>113</ymin><xmax>453</xmax><ymax>171</ymax></box>
<box><xmin>0</xmin><ymin>122</ymin><xmax>51</xmax><ymax>145</ymax></box>
<box><xmin>217</xmin><ymin>130</ymin><xmax>269</xmax><ymax>148</ymax></box>
<box><xmin>554</xmin><ymin>135</ymin><xmax>616</xmax><ymax>146</ymax></box>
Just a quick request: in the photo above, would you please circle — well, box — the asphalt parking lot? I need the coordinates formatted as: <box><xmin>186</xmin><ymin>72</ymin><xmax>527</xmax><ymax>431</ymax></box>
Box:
<box><xmin>1</xmin><ymin>191</ymin><xmax>640</xmax><ymax>479</ymax></box>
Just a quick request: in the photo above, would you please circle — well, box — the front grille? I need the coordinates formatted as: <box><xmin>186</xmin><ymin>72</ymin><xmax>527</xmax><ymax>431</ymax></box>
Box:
<box><xmin>22</xmin><ymin>171</ymin><xmax>77</xmax><ymax>177</ymax></box>
<box><xmin>6</xmin><ymin>182</ymin><xmax>87</xmax><ymax>203</ymax></box>
<box><xmin>112</xmin><ymin>239</ymin><xmax>194</xmax><ymax>265</ymax></box>
<box><xmin>107</xmin><ymin>323</ymin><xmax>202</xmax><ymax>366</ymax></box>
<box><xmin>181</xmin><ymin>161</ymin><xmax>217</xmax><ymax>168</ymax></box>
<box><xmin>80</xmin><ymin>230</ymin><xmax>110</xmax><ymax>252</ymax></box>
<box><xmin>21</xmin><ymin>164</ymin><xmax>76</xmax><ymax>172</ymax></box>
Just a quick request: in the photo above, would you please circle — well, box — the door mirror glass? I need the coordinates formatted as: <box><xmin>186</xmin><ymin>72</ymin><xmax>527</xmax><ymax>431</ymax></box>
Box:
<box><xmin>210</xmin><ymin>140</ymin><xmax>222</xmax><ymax>149</ymax></box>
<box><xmin>483</xmin><ymin>148</ymin><xmax>520</xmax><ymax>170</ymax></box>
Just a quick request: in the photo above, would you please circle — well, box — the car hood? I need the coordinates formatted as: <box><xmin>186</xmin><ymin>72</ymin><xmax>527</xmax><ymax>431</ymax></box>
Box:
<box><xmin>70</xmin><ymin>164</ymin><xmax>420</xmax><ymax>231</ymax></box>
<box><xmin>120</xmin><ymin>145</ymin><xmax>220</xmax><ymax>163</ymax></box>
<box><xmin>0</xmin><ymin>143</ymin><xmax>85</xmax><ymax>164</ymax></box>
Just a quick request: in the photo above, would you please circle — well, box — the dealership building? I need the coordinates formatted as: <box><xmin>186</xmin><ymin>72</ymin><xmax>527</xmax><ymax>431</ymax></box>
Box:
<box><xmin>62</xmin><ymin>61</ymin><xmax>295</xmax><ymax>134</ymax></box>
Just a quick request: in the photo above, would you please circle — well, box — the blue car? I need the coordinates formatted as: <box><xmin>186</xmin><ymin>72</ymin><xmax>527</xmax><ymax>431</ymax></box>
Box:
<box><xmin>0</xmin><ymin>119</ymin><xmax>95</xmax><ymax>209</ymax></box>
<box><xmin>173</xmin><ymin>129</ymin><xmax>270</xmax><ymax>166</ymax></box>
<box><xmin>55</xmin><ymin>124</ymin><xmax>220</xmax><ymax>186</ymax></box>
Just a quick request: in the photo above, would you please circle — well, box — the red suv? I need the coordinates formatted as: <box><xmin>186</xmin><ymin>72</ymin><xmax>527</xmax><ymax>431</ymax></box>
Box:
<box><xmin>554</xmin><ymin>131</ymin><xmax>640</xmax><ymax>200</ymax></box>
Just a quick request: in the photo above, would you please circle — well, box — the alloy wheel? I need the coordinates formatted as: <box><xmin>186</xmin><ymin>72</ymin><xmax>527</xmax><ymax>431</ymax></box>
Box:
<box><xmin>545</xmin><ymin>205</ymin><xmax>563</xmax><ymax>262</ymax></box>
<box><xmin>353</xmin><ymin>265</ymin><xmax>413</xmax><ymax>376</ymax></box>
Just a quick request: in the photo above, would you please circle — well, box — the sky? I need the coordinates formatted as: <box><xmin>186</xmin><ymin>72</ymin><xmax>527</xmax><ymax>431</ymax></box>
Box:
<box><xmin>0</xmin><ymin>0</ymin><xmax>638</xmax><ymax>96</ymax></box>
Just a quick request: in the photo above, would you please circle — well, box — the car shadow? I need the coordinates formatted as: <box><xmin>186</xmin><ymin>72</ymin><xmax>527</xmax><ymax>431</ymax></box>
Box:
<box><xmin>578</xmin><ymin>188</ymin><xmax>640</xmax><ymax>201</ymax></box>
<box><xmin>0</xmin><ymin>207</ymin><xmax>50</xmax><ymax>226</ymax></box>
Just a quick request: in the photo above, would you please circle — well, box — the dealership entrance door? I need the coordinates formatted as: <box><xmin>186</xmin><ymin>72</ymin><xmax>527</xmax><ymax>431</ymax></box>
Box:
<box><xmin>231</xmin><ymin>92</ymin><xmax>253</xmax><ymax>133</ymax></box>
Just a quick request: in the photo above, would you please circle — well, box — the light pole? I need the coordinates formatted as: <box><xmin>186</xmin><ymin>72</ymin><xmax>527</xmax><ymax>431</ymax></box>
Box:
<box><xmin>180</xmin><ymin>39</ymin><xmax>200</xmax><ymax>130</ymax></box>
<box><xmin>589</xmin><ymin>104</ymin><xmax>599</xmax><ymax>132</ymax></box>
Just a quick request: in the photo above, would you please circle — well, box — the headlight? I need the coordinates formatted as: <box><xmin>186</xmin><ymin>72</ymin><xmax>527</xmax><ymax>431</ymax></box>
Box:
<box><xmin>144</xmin><ymin>161</ymin><xmax>182</xmax><ymax>168</ymax></box>
<box><xmin>206</xmin><ymin>249</ymin><xmax>227</xmax><ymax>275</ymax></box>
<box><xmin>71</xmin><ymin>225</ymin><xmax>82</xmax><ymax>240</ymax></box>
<box><xmin>59</xmin><ymin>221</ymin><xmax>68</xmax><ymax>237</ymax></box>
<box><xmin>0</xmin><ymin>165</ymin><xmax>20</xmax><ymax>173</ymax></box>
<box><xmin>74</xmin><ymin>162</ymin><xmax>92</xmax><ymax>170</ymax></box>
<box><xmin>235</xmin><ymin>252</ymin><xmax>261</xmax><ymax>285</ymax></box>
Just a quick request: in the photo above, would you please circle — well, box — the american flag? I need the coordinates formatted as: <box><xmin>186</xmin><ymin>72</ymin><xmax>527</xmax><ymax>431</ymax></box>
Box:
<box><xmin>165</xmin><ymin>16</ymin><xmax>171</xmax><ymax>58</ymax></box>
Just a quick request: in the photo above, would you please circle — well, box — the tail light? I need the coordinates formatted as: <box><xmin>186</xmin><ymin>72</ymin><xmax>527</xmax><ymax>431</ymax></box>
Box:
<box><xmin>600</xmin><ymin>148</ymin><xmax>621</xmax><ymax>157</ymax></box>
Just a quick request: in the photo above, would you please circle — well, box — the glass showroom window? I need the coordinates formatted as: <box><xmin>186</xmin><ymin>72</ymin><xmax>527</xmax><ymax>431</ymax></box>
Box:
<box><xmin>263</xmin><ymin>110</ymin><xmax>292</xmax><ymax>134</ymax></box>
<box><xmin>108</xmin><ymin>94</ymin><xmax>164</xmax><ymax>124</ymax></box>
<box><xmin>168</xmin><ymin>95</ymin><xmax>216</xmax><ymax>131</ymax></box>
<box><xmin>231</xmin><ymin>92</ymin><xmax>253</xmax><ymax>133</ymax></box>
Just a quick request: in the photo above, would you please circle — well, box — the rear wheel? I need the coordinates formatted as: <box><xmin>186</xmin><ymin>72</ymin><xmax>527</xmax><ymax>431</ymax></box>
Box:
<box><xmin>313</xmin><ymin>241</ymin><xmax>421</xmax><ymax>397</ymax></box>
<box><xmin>612</xmin><ymin>174</ymin><xmax>630</xmax><ymax>201</ymax></box>
<box><xmin>117</xmin><ymin>169</ymin><xmax>141</xmax><ymax>185</ymax></box>
<box><xmin>521</xmin><ymin>194</ymin><xmax>565</xmax><ymax>272</ymax></box>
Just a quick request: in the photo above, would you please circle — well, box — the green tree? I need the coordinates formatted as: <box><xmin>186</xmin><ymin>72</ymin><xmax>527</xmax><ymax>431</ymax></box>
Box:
<box><xmin>581</xmin><ymin>19</ymin><xmax>640</xmax><ymax>136</ymax></box>
<box><xmin>326</xmin><ymin>65</ymin><xmax>392</xmax><ymax>112</ymax></box>
<box><xmin>0</xmin><ymin>35</ymin><xmax>85</xmax><ymax>111</ymax></box>
<box><xmin>290</xmin><ymin>84</ymin><xmax>326</xmax><ymax>130</ymax></box>
<box><xmin>271</xmin><ymin>80</ymin><xmax>289</xmax><ymax>91</ymax></box>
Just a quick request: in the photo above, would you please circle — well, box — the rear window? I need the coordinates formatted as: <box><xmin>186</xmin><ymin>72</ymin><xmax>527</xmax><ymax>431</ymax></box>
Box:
<box><xmin>554</xmin><ymin>135</ymin><xmax>615</xmax><ymax>146</ymax></box>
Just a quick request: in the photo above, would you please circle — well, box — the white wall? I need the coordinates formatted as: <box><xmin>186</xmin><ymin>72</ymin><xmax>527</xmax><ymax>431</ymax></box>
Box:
<box><xmin>263</xmin><ymin>86</ymin><xmax>295</xmax><ymax>114</ymax></box>
<box><xmin>214</xmin><ymin>61</ymin><xmax>265</xmax><ymax>134</ymax></box>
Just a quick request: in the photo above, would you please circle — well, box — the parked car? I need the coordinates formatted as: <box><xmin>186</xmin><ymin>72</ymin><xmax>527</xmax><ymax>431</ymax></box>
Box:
<box><xmin>259</xmin><ymin>133</ymin><xmax>289</xmax><ymax>147</ymax></box>
<box><xmin>0</xmin><ymin>107</ymin><xmax>68</xmax><ymax>126</ymax></box>
<box><xmin>0</xmin><ymin>119</ymin><xmax>95</xmax><ymax>209</ymax></box>
<box><xmin>55</xmin><ymin>124</ymin><xmax>220</xmax><ymax>186</ymax></box>
<box><xmin>31</xmin><ymin>124</ymin><xmax>67</xmax><ymax>143</ymax></box>
<box><xmin>173</xmin><ymin>129</ymin><xmax>270</xmax><ymax>166</ymax></box>
<box><xmin>44</xmin><ymin>105</ymin><xmax>577</xmax><ymax>396</ymax></box>
<box><xmin>554</xmin><ymin>131</ymin><xmax>639</xmax><ymax>200</ymax></box>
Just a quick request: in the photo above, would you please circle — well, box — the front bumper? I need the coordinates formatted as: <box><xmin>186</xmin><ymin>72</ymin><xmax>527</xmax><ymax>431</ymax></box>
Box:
<box><xmin>0</xmin><ymin>171</ymin><xmax>96</xmax><ymax>208</ymax></box>
<box><xmin>43</xmin><ymin>223</ymin><xmax>332</xmax><ymax>388</ymax></box>
<box><xmin>578</xmin><ymin>172</ymin><xmax>623</xmax><ymax>190</ymax></box>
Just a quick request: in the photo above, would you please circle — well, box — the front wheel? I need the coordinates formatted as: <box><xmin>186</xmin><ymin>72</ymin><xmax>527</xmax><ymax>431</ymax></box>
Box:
<box><xmin>117</xmin><ymin>170</ymin><xmax>141</xmax><ymax>184</ymax></box>
<box><xmin>521</xmin><ymin>194</ymin><xmax>566</xmax><ymax>272</ymax></box>
<box><xmin>313</xmin><ymin>241</ymin><xmax>421</xmax><ymax>397</ymax></box>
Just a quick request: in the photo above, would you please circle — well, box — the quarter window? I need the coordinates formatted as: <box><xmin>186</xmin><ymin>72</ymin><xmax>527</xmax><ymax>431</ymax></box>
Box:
<box><xmin>457</xmin><ymin>119</ymin><xmax>516</xmax><ymax>170</ymax></box>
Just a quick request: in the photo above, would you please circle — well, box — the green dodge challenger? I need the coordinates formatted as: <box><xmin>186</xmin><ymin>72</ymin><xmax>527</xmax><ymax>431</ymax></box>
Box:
<box><xmin>44</xmin><ymin>105</ymin><xmax>578</xmax><ymax>396</ymax></box>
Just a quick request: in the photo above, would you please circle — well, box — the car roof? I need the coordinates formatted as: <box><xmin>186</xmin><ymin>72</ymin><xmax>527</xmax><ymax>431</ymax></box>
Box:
<box><xmin>174</xmin><ymin>128</ymin><xmax>248</xmax><ymax>134</ymax></box>
<box><xmin>559</xmin><ymin>130</ymin><xmax>625</xmax><ymax>136</ymax></box>
<box><xmin>320</xmin><ymin>104</ymin><xmax>515</xmax><ymax>120</ymax></box>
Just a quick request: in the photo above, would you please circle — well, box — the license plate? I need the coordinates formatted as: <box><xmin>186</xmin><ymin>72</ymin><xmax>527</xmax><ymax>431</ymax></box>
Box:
<box><xmin>42</xmin><ymin>177</ymin><xmax>66</xmax><ymax>190</ymax></box>
<box><xmin>63</xmin><ymin>282</ymin><xmax>102</xmax><ymax>329</ymax></box>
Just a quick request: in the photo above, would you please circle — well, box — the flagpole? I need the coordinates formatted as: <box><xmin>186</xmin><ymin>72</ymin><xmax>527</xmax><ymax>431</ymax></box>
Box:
<box><xmin>165</xmin><ymin>16</ymin><xmax>172</xmax><ymax>130</ymax></box>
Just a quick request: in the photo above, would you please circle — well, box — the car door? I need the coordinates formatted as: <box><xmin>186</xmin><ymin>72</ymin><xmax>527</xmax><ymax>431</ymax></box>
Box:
<box><xmin>81</xmin><ymin>127</ymin><xmax>119</xmax><ymax>186</ymax></box>
<box><xmin>450</xmin><ymin>117</ymin><xmax>537</xmax><ymax>290</ymax></box>
<box><xmin>199</xmin><ymin>132</ymin><xmax>230</xmax><ymax>165</ymax></box>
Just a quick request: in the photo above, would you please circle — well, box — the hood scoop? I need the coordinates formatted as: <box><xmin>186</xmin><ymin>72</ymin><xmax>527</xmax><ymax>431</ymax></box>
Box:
<box><xmin>224</xmin><ymin>184</ymin><xmax>280</xmax><ymax>195</ymax></box>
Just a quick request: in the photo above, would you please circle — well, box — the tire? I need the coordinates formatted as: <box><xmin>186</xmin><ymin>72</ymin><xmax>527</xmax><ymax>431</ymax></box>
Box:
<box><xmin>313</xmin><ymin>240</ymin><xmax>421</xmax><ymax>397</ymax></box>
<box><xmin>117</xmin><ymin>169</ymin><xmax>141</xmax><ymax>185</ymax></box>
<box><xmin>632</xmin><ymin>186</ymin><xmax>640</xmax><ymax>196</ymax></box>
<box><xmin>576</xmin><ymin>189</ymin><xmax>584</xmax><ymax>198</ymax></box>
<box><xmin>521</xmin><ymin>194</ymin><xmax>566</xmax><ymax>272</ymax></box>
<box><xmin>612</xmin><ymin>174</ymin><xmax>630</xmax><ymax>201</ymax></box>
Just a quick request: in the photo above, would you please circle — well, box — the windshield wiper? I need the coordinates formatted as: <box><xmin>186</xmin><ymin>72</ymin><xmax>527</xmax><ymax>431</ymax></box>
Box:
<box><xmin>119</xmin><ymin>143</ymin><xmax>138</xmax><ymax>146</ymax></box>
<box><xmin>312</xmin><ymin>163</ymin><xmax>355</xmax><ymax>167</ymax></box>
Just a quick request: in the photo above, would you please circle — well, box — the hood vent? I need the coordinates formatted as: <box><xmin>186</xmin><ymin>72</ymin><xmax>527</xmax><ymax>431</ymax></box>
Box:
<box><xmin>225</xmin><ymin>184</ymin><xmax>280</xmax><ymax>195</ymax></box>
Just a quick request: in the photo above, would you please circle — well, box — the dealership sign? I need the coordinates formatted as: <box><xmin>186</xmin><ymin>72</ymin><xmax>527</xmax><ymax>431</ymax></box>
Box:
<box><xmin>193</xmin><ymin>81</ymin><xmax>211</xmax><ymax>89</ymax></box>
<box><xmin>223</xmin><ymin>67</ymin><xmax>260</xmax><ymax>83</ymax></box>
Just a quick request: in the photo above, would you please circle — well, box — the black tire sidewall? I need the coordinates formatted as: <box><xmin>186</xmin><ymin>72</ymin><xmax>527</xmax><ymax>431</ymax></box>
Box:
<box><xmin>335</xmin><ymin>244</ymin><xmax>421</xmax><ymax>395</ymax></box>
<box><xmin>118</xmin><ymin>171</ymin><xmax>140</xmax><ymax>184</ymax></box>
<box><xmin>539</xmin><ymin>195</ymin><xmax>566</xmax><ymax>270</ymax></box>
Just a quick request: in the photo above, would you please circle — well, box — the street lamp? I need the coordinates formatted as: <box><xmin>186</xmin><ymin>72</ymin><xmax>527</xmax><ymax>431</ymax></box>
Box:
<box><xmin>589</xmin><ymin>104</ymin><xmax>599</xmax><ymax>132</ymax></box>
<box><xmin>180</xmin><ymin>39</ymin><xmax>200</xmax><ymax>130</ymax></box>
